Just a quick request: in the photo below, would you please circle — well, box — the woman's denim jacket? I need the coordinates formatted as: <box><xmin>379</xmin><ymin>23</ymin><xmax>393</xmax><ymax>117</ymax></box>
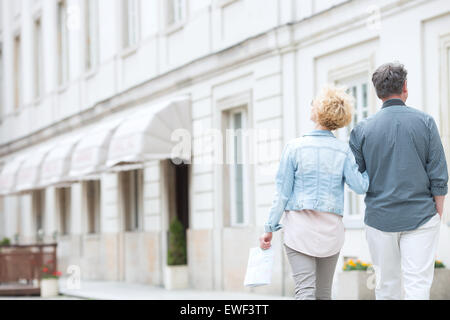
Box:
<box><xmin>264</xmin><ymin>130</ymin><xmax>370</xmax><ymax>233</ymax></box>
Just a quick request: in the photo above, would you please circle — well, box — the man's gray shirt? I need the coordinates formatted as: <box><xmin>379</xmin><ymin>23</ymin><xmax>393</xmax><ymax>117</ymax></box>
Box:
<box><xmin>350</xmin><ymin>99</ymin><xmax>448</xmax><ymax>232</ymax></box>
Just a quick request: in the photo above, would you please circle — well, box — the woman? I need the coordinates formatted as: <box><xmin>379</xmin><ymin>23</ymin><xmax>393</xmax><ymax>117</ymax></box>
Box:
<box><xmin>260</xmin><ymin>85</ymin><xmax>369</xmax><ymax>300</ymax></box>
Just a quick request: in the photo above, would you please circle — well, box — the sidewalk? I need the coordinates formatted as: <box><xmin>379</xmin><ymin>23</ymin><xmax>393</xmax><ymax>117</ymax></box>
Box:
<box><xmin>58</xmin><ymin>279</ymin><xmax>292</xmax><ymax>300</ymax></box>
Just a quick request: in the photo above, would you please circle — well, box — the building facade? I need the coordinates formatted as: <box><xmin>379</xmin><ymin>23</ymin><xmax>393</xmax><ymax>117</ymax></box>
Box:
<box><xmin>0</xmin><ymin>0</ymin><xmax>449</xmax><ymax>297</ymax></box>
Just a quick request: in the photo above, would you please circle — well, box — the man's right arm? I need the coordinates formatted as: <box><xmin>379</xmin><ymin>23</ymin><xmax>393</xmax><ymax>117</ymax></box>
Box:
<box><xmin>426</xmin><ymin>117</ymin><xmax>449</xmax><ymax>215</ymax></box>
<box><xmin>349</xmin><ymin>127</ymin><xmax>366</xmax><ymax>173</ymax></box>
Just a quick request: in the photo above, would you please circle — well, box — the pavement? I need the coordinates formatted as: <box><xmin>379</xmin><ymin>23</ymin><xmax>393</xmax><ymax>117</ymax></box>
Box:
<box><xmin>57</xmin><ymin>278</ymin><xmax>292</xmax><ymax>300</ymax></box>
<box><xmin>0</xmin><ymin>295</ymin><xmax>83</xmax><ymax>300</ymax></box>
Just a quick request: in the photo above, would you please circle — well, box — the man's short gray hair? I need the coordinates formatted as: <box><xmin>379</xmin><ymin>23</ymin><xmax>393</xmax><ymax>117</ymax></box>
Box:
<box><xmin>371</xmin><ymin>62</ymin><xmax>408</xmax><ymax>99</ymax></box>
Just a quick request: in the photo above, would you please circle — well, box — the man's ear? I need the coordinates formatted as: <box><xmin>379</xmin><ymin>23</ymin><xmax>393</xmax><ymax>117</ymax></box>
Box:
<box><xmin>403</xmin><ymin>80</ymin><xmax>408</xmax><ymax>94</ymax></box>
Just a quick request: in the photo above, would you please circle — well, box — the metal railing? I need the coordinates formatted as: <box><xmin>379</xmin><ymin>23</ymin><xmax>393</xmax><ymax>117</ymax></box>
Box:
<box><xmin>0</xmin><ymin>243</ymin><xmax>57</xmax><ymax>285</ymax></box>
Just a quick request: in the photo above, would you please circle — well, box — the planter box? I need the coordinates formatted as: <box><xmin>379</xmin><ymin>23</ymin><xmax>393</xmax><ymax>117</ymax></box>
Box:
<box><xmin>40</xmin><ymin>278</ymin><xmax>59</xmax><ymax>298</ymax></box>
<box><xmin>431</xmin><ymin>269</ymin><xmax>450</xmax><ymax>300</ymax></box>
<box><xmin>337</xmin><ymin>269</ymin><xmax>450</xmax><ymax>300</ymax></box>
<box><xmin>336</xmin><ymin>271</ymin><xmax>375</xmax><ymax>300</ymax></box>
<box><xmin>164</xmin><ymin>265</ymin><xmax>189</xmax><ymax>290</ymax></box>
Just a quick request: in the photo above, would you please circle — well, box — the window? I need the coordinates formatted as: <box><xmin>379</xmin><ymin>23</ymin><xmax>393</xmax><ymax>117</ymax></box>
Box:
<box><xmin>122</xmin><ymin>0</ymin><xmax>139</xmax><ymax>48</ymax></box>
<box><xmin>12</xmin><ymin>0</ymin><xmax>21</xmax><ymax>17</ymax></box>
<box><xmin>57</xmin><ymin>0</ymin><xmax>69</xmax><ymax>86</ymax></box>
<box><xmin>225</xmin><ymin>108</ymin><xmax>249</xmax><ymax>226</ymax></box>
<box><xmin>167</xmin><ymin>0</ymin><xmax>187</xmax><ymax>26</ymax></box>
<box><xmin>0</xmin><ymin>47</ymin><xmax>3</xmax><ymax>117</ymax></box>
<box><xmin>34</xmin><ymin>17</ymin><xmax>44</xmax><ymax>99</ymax></box>
<box><xmin>13</xmin><ymin>34</ymin><xmax>21</xmax><ymax>110</ymax></box>
<box><xmin>85</xmin><ymin>0</ymin><xmax>99</xmax><ymax>71</ymax></box>
<box><xmin>84</xmin><ymin>180</ymin><xmax>100</xmax><ymax>234</ymax></box>
<box><xmin>56</xmin><ymin>187</ymin><xmax>71</xmax><ymax>235</ymax></box>
<box><xmin>120</xmin><ymin>170</ymin><xmax>143</xmax><ymax>232</ymax></box>
<box><xmin>32</xmin><ymin>189</ymin><xmax>45</xmax><ymax>238</ymax></box>
<box><xmin>336</xmin><ymin>75</ymin><xmax>370</xmax><ymax>223</ymax></box>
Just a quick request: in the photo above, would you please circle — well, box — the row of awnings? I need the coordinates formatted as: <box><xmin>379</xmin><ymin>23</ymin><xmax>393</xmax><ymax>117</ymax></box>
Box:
<box><xmin>0</xmin><ymin>96</ymin><xmax>191</xmax><ymax>196</ymax></box>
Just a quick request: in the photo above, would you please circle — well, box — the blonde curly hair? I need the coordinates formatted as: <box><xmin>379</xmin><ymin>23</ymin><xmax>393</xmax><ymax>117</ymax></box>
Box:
<box><xmin>312</xmin><ymin>85</ymin><xmax>354</xmax><ymax>131</ymax></box>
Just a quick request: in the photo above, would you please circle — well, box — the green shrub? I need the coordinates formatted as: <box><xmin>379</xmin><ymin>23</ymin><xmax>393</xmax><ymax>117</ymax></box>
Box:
<box><xmin>435</xmin><ymin>260</ymin><xmax>446</xmax><ymax>269</ymax></box>
<box><xmin>0</xmin><ymin>237</ymin><xmax>11</xmax><ymax>246</ymax></box>
<box><xmin>167</xmin><ymin>218</ymin><xmax>187</xmax><ymax>266</ymax></box>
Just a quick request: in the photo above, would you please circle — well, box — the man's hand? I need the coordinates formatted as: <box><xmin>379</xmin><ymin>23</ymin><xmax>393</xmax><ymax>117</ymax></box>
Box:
<box><xmin>259</xmin><ymin>232</ymin><xmax>273</xmax><ymax>250</ymax></box>
<box><xmin>434</xmin><ymin>195</ymin><xmax>445</xmax><ymax>218</ymax></box>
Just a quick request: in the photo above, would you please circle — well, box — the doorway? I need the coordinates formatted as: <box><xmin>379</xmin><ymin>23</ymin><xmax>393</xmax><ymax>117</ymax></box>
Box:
<box><xmin>165</xmin><ymin>159</ymin><xmax>190</xmax><ymax>265</ymax></box>
<box><xmin>168</xmin><ymin>161</ymin><xmax>189</xmax><ymax>231</ymax></box>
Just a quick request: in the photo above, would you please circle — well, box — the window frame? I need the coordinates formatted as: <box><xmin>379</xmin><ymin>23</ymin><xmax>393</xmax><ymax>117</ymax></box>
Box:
<box><xmin>165</xmin><ymin>0</ymin><xmax>188</xmax><ymax>34</ymax></box>
<box><xmin>13</xmin><ymin>32</ymin><xmax>22</xmax><ymax>110</ymax></box>
<box><xmin>32</xmin><ymin>189</ymin><xmax>45</xmax><ymax>238</ymax></box>
<box><xmin>0</xmin><ymin>46</ymin><xmax>3</xmax><ymax>119</ymax></box>
<box><xmin>85</xmin><ymin>0</ymin><xmax>99</xmax><ymax>72</ymax></box>
<box><xmin>57</xmin><ymin>0</ymin><xmax>70</xmax><ymax>87</ymax></box>
<box><xmin>225</xmin><ymin>106</ymin><xmax>250</xmax><ymax>227</ymax></box>
<box><xmin>56</xmin><ymin>187</ymin><xmax>71</xmax><ymax>236</ymax></box>
<box><xmin>84</xmin><ymin>180</ymin><xmax>101</xmax><ymax>234</ymax></box>
<box><xmin>336</xmin><ymin>75</ymin><xmax>369</xmax><ymax>228</ymax></box>
<box><xmin>33</xmin><ymin>16</ymin><xmax>44</xmax><ymax>100</ymax></box>
<box><xmin>120</xmin><ymin>169</ymin><xmax>143</xmax><ymax>232</ymax></box>
<box><xmin>329</xmin><ymin>60</ymin><xmax>374</xmax><ymax>229</ymax></box>
<box><xmin>438</xmin><ymin>33</ymin><xmax>450</xmax><ymax>226</ymax></box>
<box><xmin>122</xmin><ymin>0</ymin><xmax>140</xmax><ymax>50</ymax></box>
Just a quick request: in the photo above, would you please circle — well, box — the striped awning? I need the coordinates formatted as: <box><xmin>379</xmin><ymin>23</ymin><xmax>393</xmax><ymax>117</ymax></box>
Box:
<box><xmin>40</xmin><ymin>134</ymin><xmax>82</xmax><ymax>187</ymax></box>
<box><xmin>69</xmin><ymin>118</ymin><xmax>123</xmax><ymax>180</ymax></box>
<box><xmin>15</xmin><ymin>146</ymin><xmax>53</xmax><ymax>193</ymax></box>
<box><xmin>0</xmin><ymin>155</ymin><xmax>27</xmax><ymax>195</ymax></box>
<box><xmin>106</xmin><ymin>96</ymin><xmax>191</xmax><ymax>169</ymax></box>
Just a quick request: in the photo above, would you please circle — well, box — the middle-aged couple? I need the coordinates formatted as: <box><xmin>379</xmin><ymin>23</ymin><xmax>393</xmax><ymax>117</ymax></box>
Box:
<box><xmin>259</xmin><ymin>62</ymin><xmax>449</xmax><ymax>300</ymax></box>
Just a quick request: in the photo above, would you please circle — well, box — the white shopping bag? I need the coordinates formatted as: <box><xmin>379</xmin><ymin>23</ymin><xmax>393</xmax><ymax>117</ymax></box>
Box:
<box><xmin>243</xmin><ymin>247</ymin><xmax>275</xmax><ymax>287</ymax></box>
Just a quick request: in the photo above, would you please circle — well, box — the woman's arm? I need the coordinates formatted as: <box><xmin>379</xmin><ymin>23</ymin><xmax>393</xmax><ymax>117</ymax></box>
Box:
<box><xmin>260</xmin><ymin>143</ymin><xmax>296</xmax><ymax>250</ymax></box>
<box><xmin>343</xmin><ymin>149</ymin><xmax>370</xmax><ymax>195</ymax></box>
<box><xmin>263</xmin><ymin>142</ymin><xmax>296</xmax><ymax>233</ymax></box>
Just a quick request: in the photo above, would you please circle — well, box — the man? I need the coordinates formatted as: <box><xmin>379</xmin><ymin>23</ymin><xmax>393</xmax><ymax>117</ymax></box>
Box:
<box><xmin>350</xmin><ymin>62</ymin><xmax>448</xmax><ymax>300</ymax></box>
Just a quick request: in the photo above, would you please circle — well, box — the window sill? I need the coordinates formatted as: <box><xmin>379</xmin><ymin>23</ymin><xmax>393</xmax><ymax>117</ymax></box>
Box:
<box><xmin>33</xmin><ymin>96</ymin><xmax>43</xmax><ymax>107</ymax></box>
<box><xmin>84</xmin><ymin>233</ymin><xmax>101</xmax><ymax>240</ymax></box>
<box><xmin>84</xmin><ymin>67</ymin><xmax>99</xmax><ymax>80</ymax></box>
<box><xmin>164</xmin><ymin>20</ymin><xmax>186</xmax><ymax>36</ymax></box>
<box><xmin>124</xmin><ymin>230</ymin><xmax>143</xmax><ymax>234</ymax></box>
<box><xmin>120</xmin><ymin>44</ymin><xmax>139</xmax><ymax>59</ymax></box>
<box><xmin>57</xmin><ymin>83</ymin><xmax>69</xmax><ymax>94</ymax></box>
<box><xmin>58</xmin><ymin>234</ymin><xmax>72</xmax><ymax>241</ymax></box>
<box><xmin>216</xmin><ymin>0</ymin><xmax>240</xmax><ymax>8</ymax></box>
<box><xmin>9</xmin><ymin>108</ymin><xmax>21</xmax><ymax>117</ymax></box>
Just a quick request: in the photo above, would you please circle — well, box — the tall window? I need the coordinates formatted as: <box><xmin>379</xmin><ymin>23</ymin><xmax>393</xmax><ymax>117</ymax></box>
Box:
<box><xmin>85</xmin><ymin>180</ymin><xmax>100</xmax><ymax>234</ymax></box>
<box><xmin>120</xmin><ymin>170</ymin><xmax>143</xmax><ymax>232</ymax></box>
<box><xmin>32</xmin><ymin>189</ymin><xmax>45</xmax><ymax>238</ymax></box>
<box><xmin>0</xmin><ymin>47</ymin><xmax>3</xmax><ymax>117</ymax></box>
<box><xmin>34</xmin><ymin>17</ymin><xmax>44</xmax><ymax>99</ymax></box>
<box><xmin>85</xmin><ymin>0</ymin><xmax>99</xmax><ymax>70</ymax></box>
<box><xmin>57</xmin><ymin>187</ymin><xmax>71</xmax><ymax>235</ymax></box>
<box><xmin>122</xmin><ymin>0</ymin><xmax>139</xmax><ymax>48</ymax></box>
<box><xmin>225</xmin><ymin>108</ymin><xmax>249</xmax><ymax>226</ymax></box>
<box><xmin>57</xmin><ymin>0</ymin><xmax>69</xmax><ymax>86</ymax></box>
<box><xmin>167</xmin><ymin>0</ymin><xmax>187</xmax><ymax>26</ymax></box>
<box><xmin>13</xmin><ymin>34</ymin><xmax>21</xmax><ymax>110</ymax></box>
<box><xmin>336</xmin><ymin>76</ymin><xmax>370</xmax><ymax>222</ymax></box>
